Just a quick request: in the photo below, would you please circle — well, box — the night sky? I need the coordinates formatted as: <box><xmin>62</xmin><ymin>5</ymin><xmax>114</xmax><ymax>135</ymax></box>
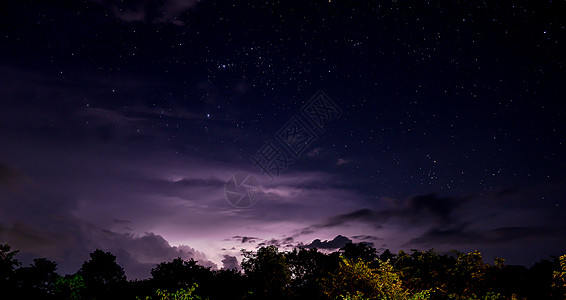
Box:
<box><xmin>1</xmin><ymin>0</ymin><xmax>565</xmax><ymax>279</ymax></box>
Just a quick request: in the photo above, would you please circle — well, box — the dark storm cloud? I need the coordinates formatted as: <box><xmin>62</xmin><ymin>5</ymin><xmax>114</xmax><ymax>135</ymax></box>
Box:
<box><xmin>408</xmin><ymin>226</ymin><xmax>566</xmax><ymax>246</ymax></box>
<box><xmin>302</xmin><ymin>194</ymin><xmax>467</xmax><ymax>233</ymax></box>
<box><xmin>321</xmin><ymin>208</ymin><xmax>383</xmax><ymax>228</ymax></box>
<box><xmin>1</xmin><ymin>222</ymin><xmax>72</xmax><ymax>253</ymax></box>
<box><xmin>0</xmin><ymin>217</ymin><xmax>217</xmax><ymax>279</ymax></box>
<box><xmin>351</xmin><ymin>235</ymin><xmax>383</xmax><ymax>242</ymax></box>
<box><xmin>241</xmin><ymin>236</ymin><xmax>258</xmax><ymax>243</ymax></box>
<box><xmin>0</xmin><ymin>140</ymin><xmax>229</xmax><ymax>279</ymax></box>
<box><xmin>403</xmin><ymin>194</ymin><xmax>467</xmax><ymax>225</ymax></box>
<box><xmin>231</xmin><ymin>236</ymin><xmax>259</xmax><ymax>244</ymax></box>
<box><xmin>281</xmin><ymin>237</ymin><xmax>294</xmax><ymax>244</ymax></box>
<box><xmin>221</xmin><ymin>255</ymin><xmax>240</xmax><ymax>271</ymax></box>
<box><xmin>257</xmin><ymin>239</ymin><xmax>282</xmax><ymax>248</ymax></box>
<box><xmin>304</xmin><ymin>235</ymin><xmax>352</xmax><ymax>250</ymax></box>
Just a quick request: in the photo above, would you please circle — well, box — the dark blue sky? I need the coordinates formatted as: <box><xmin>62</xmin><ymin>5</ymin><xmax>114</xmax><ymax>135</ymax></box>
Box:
<box><xmin>0</xmin><ymin>0</ymin><xmax>565</xmax><ymax>279</ymax></box>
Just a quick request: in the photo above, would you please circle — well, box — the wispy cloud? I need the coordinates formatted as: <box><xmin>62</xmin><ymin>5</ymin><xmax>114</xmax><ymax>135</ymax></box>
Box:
<box><xmin>93</xmin><ymin>0</ymin><xmax>201</xmax><ymax>25</ymax></box>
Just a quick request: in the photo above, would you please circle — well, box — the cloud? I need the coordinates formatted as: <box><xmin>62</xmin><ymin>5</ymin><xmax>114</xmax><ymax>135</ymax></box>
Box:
<box><xmin>81</xmin><ymin>107</ymin><xmax>147</xmax><ymax>127</ymax></box>
<box><xmin>142</xmin><ymin>176</ymin><xmax>226</xmax><ymax>195</ymax></box>
<box><xmin>324</xmin><ymin>209</ymin><xmax>381</xmax><ymax>227</ymax></box>
<box><xmin>221</xmin><ymin>255</ymin><xmax>240</xmax><ymax>271</ymax></box>
<box><xmin>407</xmin><ymin>226</ymin><xmax>566</xmax><ymax>246</ymax></box>
<box><xmin>306</xmin><ymin>147</ymin><xmax>323</xmax><ymax>157</ymax></box>
<box><xmin>155</xmin><ymin>0</ymin><xmax>199</xmax><ymax>25</ymax></box>
<box><xmin>257</xmin><ymin>238</ymin><xmax>282</xmax><ymax>248</ymax></box>
<box><xmin>231</xmin><ymin>236</ymin><xmax>259</xmax><ymax>244</ymax></box>
<box><xmin>336</xmin><ymin>158</ymin><xmax>350</xmax><ymax>166</ymax></box>
<box><xmin>0</xmin><ymin>218</ymin><xmax>217</xmax><ymax>279</ymax></box>
<box><xmin>304</xmin><ymin>235</ymin><xmax>352</xmax><ymax>249</ymax></box>
<box><xmin>110</xmin><ymin>5</ymin><xmax>146</xmax><ymax>22</ymax></box>
<box><xmin>302</xmin><ymin>193</ymin><xmax>468</xmax><ymax>232</ymax></box>
<box><xmin>93</xmin><ymin>0</ymin><xmax>200</xmax><ymax>25</ymax></box>
<box><xmin>352</xmin><ymin>235</ymin><xmax>383</xmax><ymax>242</ymax></box>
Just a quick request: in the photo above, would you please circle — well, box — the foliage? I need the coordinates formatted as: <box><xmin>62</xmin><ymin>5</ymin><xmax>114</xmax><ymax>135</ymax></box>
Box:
<box><xmin>241</xmin><ymin>245</ymin><xmax>291</xmax><ymax>299</ymax></box>
<box><xmin>14</xmin><ymin>257</ymin><xmax>59</xmax><ymax>298</ymax></box>
<box><xmin>137</xmin><ymin>283</ymin><xmax>203</xmax><ymax>300</ymax></box>
<box><xmin>78</xmin><ymin>249</ymin><xmax>127</xmax><ymax>299</ymax></box>
<box><xmin>285</xmin><ymin>247</ymin><xmax>337</xmax><ymax>299</ymax></box>
<box><xmin>1</xmin><ymin>242</ymin><xmax>565</xmax><ymax>300</ymax></box>
<box><xmin>0</xmin><ymin>243</ymin><xmax>20</xmax><ymax>282</ymax></box>
<box><xmin>552</xmin><ymin>255</ymin><xmax>566</xmax><ymax>298</ymax></box>
<box><xmin>54</xmin><ymin>274</ymin><xmax>86</xmax><ymax>300</ymax></box>
<box><xmin>324</xmin><ymin>256</ymin><xmax>409</xmax><ymax>300</ymax></box>
<box><xmin>451</xmin><ymin>250</ymin><xmax>489</xmax><ymax>296</ymax></box>
<box><xmin>340</xmin><ymin>242</ymin><xmax>379</xmax><ymax>264</ymax></box>
<box><xmin>395</xmin><ymin>249</ymin><xmax>456</xmax><ymax>296</ymax></box>
<box><xmin>151</xmin><ymin>257</ymin><xmax>213</xmax><ymax>291</ymax></box>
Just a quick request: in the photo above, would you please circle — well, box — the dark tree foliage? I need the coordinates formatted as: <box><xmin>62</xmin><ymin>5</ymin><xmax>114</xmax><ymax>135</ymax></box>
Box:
<box><xmin>210</xmin><ymin>268</ymin><xmax>249</xmax><ymax>300</ymax></box>
<box><xmin>394</xmin><ymin>249</ymin><xmax>457</xmax><ymax>297</ymax></box>
<box><xmin>379</xmin><ymin>249</ymin><xmax>396</xmax><ymax>263</ymax></box>
<box><xmin>1</xmin><ymin>242</ymin><xmax>565</xmax><ymax>300</ymax></box>
<box><xmin>150</xmin><ymin>257</ymin><xmax>214</xmax><ymax>297</ymax></box>
<box><xmin>0</xmin><ymin>243</ymin><xmax>20</xmax><ymax>297</ymax></box>
<box><xmin>525</xmin><ymin>259</ymin><xmax>558</xmax><ymax>299</ymax></box>
<box><xmin>78</xmin><ymin>249</ymin><xmax>127</xmax><ymax>300</ymax></box>
<box><xmin>285</xmin><ymin>248</ymin><xmax>338</xmax><ymax>300</ymax></box>
<box><xmin>340</xmin><ymin>242</ymin><xmax>379</xmax><ymax>264</ymax></box>
<box><xmin>54</xmin><ymin>273</ymin><xmax>86</xmax><ymax>300</ymax></box>
<box><xmin>241</xmin><ymin>245</ymin><xmax>291</xmax><ymax>300</ymax></box>
<box><xmin>487</xmin><ymin>263</ymin><xmax>530</xmax><ymax>298</ymax></box>
<box><xmin>14</xmin><ymin>258</ymin><xmax>59</xmax><ymax>299</ymax></box>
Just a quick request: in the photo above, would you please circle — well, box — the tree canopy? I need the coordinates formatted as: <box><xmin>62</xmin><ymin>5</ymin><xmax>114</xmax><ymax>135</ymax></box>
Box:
<box><xmin>0</xmin><ymin>242</ymin><xmax>564</xmax><ymax>300</ymax></box>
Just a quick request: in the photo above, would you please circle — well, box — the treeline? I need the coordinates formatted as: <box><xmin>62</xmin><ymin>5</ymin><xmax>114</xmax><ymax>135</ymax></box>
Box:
<box><xmin>1</xmin><ymin>243</ymin><xmax>565</xmax><ymax>300</ymax></box>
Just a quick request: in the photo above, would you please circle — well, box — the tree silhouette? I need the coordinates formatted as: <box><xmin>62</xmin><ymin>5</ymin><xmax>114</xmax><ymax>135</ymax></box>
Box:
<box><xmin>285</xmin><ymin>247</ymin><xmax>338</xmax><ymax>300</ymax></box>
<box><xmin>14</xmin><ymin>258</ymin><xmax>58</xmax><ymax>298</ymax></box>
<box><xmin>340</xmin><ymin>242</ymin><xmax>378</xmax><ymax>264</ymax></box>
<box><xmin>78</xmin><ymin>249</ymin><xmax>127</xmax><ymax>299</ymax></box>
<box><xmin>0</xmin><ymin>243</ymin><xmax>20</xmax><ymax>297</ymax></box>
<box><xmin>150</xmin><ymin>257</ymin><xmax>213</xmax><ymax>296</ymax></box>
<box><xmin>241</xmin><ymin>245</ymin><xmax>291</xmax><ymax>300</ymax></box>
<box><xmin>211</xmin><ymin>268</ymin><xmax>248</xmax><ymax>300</ymax></box>
<box><xmin>0</xmin><ymin>242</ymin><xmax>564</xmax><ymax>300</ymax></box>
